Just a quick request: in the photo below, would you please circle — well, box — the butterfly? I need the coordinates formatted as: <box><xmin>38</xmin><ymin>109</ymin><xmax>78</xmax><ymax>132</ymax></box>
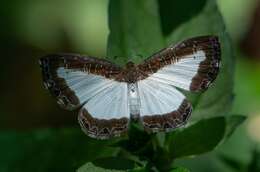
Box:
<box><xmin>39</xmin><ymin>36</ymin><xmax>221</xmax><ymax>139</ymax></box>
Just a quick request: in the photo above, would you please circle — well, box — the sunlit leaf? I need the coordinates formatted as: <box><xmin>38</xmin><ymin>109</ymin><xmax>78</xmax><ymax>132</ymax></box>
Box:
<box><xmin>107</xmin><ymin>0</ymin><xmax>164</xmax><ymax>65</ymax></box>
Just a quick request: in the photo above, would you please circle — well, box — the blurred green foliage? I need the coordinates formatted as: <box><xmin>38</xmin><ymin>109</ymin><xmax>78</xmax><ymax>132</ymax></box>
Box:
<box><xmin>0</xmin><ymin>129</ymin><xmax>119</xmax><ymax>172</ymax></box>
<box><xmin>1</xmin><ymin>0</ymin><xmax>260</xmax><ymax>171</ymax></box>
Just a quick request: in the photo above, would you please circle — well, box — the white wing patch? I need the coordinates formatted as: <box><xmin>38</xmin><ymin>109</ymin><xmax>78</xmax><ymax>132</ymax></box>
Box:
<box><xmin>57</xmin><ymin>67</ymin><xmax>129</xmax><ymax>119</ymax></box>
<box><xmin>148</xmin><ymin>50</ymin><xmax>206</xmax><ymax>90</ymax></box>
<box><xmin>138</xmin><ymin>79</ymin><xmax>185</xmax><ymax>116</ymax></box>
<box><xmin>84</xmin><ymin>82</ymin><xmax>129</xmax><ymax>119</ymax></box>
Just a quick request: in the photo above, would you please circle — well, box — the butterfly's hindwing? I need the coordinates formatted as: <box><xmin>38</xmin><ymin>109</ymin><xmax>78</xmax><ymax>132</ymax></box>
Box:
<box><xmin>137</xmin><ymin>79</ymin><xmax>192</xmax><ymax>132</ymax></box>
<box><xmin>78</xmin><ymin>108</ymin><xmax>129</xmax><ymax>139</ymax></box>
<box><xmin>78</xmin><ymin>81</ymin><xmax>129</xmax><ymax>139</ymax></box>
<box><xmin>141</xmin><ymin>100</ymin><xmax>192</xmax><ymax>132</ymax></box>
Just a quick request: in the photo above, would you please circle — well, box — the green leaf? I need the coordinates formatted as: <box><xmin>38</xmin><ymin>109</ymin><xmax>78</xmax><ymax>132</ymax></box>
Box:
<box><xmin>166</xmin><ymin>0</ymin><xmax>235</xmax><ymax>121</ymax></box>
<box><xmin>77</xmin><ymin>162</ymin><xmax>125</xmax><ymax>172</ymax></box>
<box><xmin>0</xmin><ymin>129</ymin><xmax>118</xmax><ymax>172</ymax></box>
<box><xmin>248</xmin><ymin>148</ymin><xmax>260</xmax><ymax>172</ymax></box>
<box><xmin>167</xmin><ymin>117</ymin><xmax>226</xmax><ymax>159</ymax></box>
<box><xmin>77</xmin><ymin>161</ymin><xmax>148</xmax><ymax>172</ymax></box>
<box><xmin>224</xmin><ymin>115</ymin><xmax>246</xmax><ymax>139</ymax></box>
<box><xmin>166</xmin><ymin>115</ymin><xmax>245</xmax><ymax>159</ymax></box>
<box><xmin>170</xmin><ymin>166</ymin><xmax>190</xmax><ymax>172</ymax></box>
<box><xmin>158</xmin><ymin>0</ymin><xmax>207</xmax><ymax>35</ymax></box>
<box><xmin>107</xmin><ymin>0</ymin><xmax>165</xmax><ymax>65</ymax></box>
<box><xmin>218</xmin><ymin>154</ymin><xmax>244</xmax><ymax>171</ymax></box>
<box><xmin>106</xmin><ymin>0</ymin><xmax>237</xmax><ymax>170</ymax></box>
<box><xmin>93</xmin><ymin>157</ymin><xmax>136</xmax><ymax>170</ymax></box>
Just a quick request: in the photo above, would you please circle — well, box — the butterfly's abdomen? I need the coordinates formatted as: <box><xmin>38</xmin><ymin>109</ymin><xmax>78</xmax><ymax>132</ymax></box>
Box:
<box><xmin>128</xmin><ymin>83</ymin><xmax>140</xmax><ymax>120</ymax></box>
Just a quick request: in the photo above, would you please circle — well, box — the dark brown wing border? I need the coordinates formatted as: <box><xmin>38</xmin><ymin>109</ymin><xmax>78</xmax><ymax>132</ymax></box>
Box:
<box><xmin>78</xmin><ymin>108</ymin><xmax>129</xmax><ymax>139</ymax></box>
<box><xmin>181</xmin><ymin>36</ymin><xmax>221</xmax><ymax>91</ymax></box>
<box><xmin>39</xmin><ymin>53</ymin><xmax>123</xmax><ymax>110</ymax></box>
<box><xmin>137</xmin><ymin>36</ymin><xmax>221</xmax><ymax>91</ymax></box>
<box><xmin>141</xmin><ymin>99</ymin><xmax>192</xmax><ymax>133</ymax></box>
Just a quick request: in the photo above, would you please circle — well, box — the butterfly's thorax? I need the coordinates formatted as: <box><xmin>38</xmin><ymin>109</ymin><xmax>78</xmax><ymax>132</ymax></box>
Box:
<box><xmin>127</xmin><ymin>83</ymin><xmax>140</xmax><ymax>120</ymax></box>
<box><xmin>116</xmin><ymin>61</ymin><xmax>148</xmax><ymax>83</ymax></box>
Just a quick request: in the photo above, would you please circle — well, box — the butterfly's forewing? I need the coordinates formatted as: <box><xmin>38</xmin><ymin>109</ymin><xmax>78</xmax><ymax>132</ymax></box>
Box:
<box><xmin>138</xmin><ymin>36</ymin><xmax>221</xmax><ymax>92</ymax></box>
<box><xmin>39</xmin><ymin>54</ymin><xmax>129</xmax><ymax>139</ymax></box>
<box><xmin>137</xmin><ymin>36</ymin><xmax>220</xmax><ymax>132</ymax></box>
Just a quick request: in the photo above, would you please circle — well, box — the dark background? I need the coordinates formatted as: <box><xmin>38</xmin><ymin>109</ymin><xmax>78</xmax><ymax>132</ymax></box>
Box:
<box><xmin>0</xmin><ymin>0</ymin><xmax>260</xmax><ymax>171</ymax></box>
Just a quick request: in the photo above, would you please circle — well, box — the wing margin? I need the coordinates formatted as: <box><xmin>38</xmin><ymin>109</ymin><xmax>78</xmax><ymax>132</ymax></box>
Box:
<box><xmin>39</xmin><ymin>53</ymin><xmax>123</xmax><ymax>110</ymax></box>
<box><xmin>137</xmin><ymin>36</ymin><xmax>221</xmax><ymax>91</ymax></box>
